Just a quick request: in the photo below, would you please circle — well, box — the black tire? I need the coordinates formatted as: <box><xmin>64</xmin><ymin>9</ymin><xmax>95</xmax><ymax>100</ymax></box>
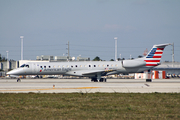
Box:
<box><xmin>91</xmin><ymin>78</ymin><xmax>98</xmax><ymax>82</ymax></box>
<box><xmin>99</xmin><ymin>78</ymin><xmax>103</xmax><ymax>82</ymax></box>
<box><xmin>146</xmin><ymin>79</ymin><xmax>152</xmax><ymax>82</ymax></box>
<box><xmin>94</xmin><ymin>80</ymin><xmax>98</xmax><ymax>82</ymax></box>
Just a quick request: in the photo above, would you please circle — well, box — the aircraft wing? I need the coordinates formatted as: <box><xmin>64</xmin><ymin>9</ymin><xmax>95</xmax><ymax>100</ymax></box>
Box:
<box><xmin>82</xmin><ymin>69</ymin><xmax>116</xmax><ymax>76</ymax></box>
<box><xmin>65</xmin><ymin>68</ymin><xmax>117</xmax><ymax>76</ymax></box>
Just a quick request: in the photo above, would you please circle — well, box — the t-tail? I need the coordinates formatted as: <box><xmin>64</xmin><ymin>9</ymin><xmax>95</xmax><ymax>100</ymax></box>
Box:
<box><xmin>144</xmin><ymin>43</ymin><xmax>170</xmax><ymax>67</ymax></box>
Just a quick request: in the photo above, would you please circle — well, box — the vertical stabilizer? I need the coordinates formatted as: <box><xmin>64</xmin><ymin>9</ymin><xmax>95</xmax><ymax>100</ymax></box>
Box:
<box><xmin>144</xmin><ymin>43</ymin><xmax>170</xmax><ymax>67</ymax></box>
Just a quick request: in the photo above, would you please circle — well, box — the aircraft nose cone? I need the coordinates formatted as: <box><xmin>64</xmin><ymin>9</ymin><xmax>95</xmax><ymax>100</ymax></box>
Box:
<box><xmin>7</xmin><ymin>69</ymin><xmax>23</xmax><ymax>75</ymax></box>
<box><xmin>7</xmin><ymin>71</ymin><xmax>14</xmax><ymax>75</ymax></box>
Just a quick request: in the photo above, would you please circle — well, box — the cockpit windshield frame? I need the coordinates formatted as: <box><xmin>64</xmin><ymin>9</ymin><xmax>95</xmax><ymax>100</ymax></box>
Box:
<box><xmin>20</xmin><ymin>64</ymin><xmax>29</xmax><ymax>68</ymax></box>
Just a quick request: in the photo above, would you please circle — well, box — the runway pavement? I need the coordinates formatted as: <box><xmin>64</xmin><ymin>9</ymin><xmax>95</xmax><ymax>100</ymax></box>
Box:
<box><xmin>0</xmin><ymin>78</ymin><xmax>180</xmax><ymax>93</ymax></box>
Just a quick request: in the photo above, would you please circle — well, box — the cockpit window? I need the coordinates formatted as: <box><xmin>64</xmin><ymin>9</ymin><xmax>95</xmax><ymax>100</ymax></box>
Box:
<box><xmin>20</xmin><ymin>64</ymin><xmax>26</xmax><ymax>67</ymax></box>
<box><xmin>20</xmin><ymin>64</ymin><xmax>29</xmax><ymax>68</ymax></box>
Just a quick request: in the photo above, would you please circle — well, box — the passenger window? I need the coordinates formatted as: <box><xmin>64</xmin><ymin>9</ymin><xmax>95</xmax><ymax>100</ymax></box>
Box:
<box><xmin>49</xmin><ymin>66</ymin><xmax>51</xmax><ymax>68</ymax></box>
<box><xmin>98</xmin><ymin>65</ymin><xmax>100</xmax><ymax>67</ymax></box>
<box><xmin>58</xmin><ymin>65</ymin><xmax>60</xmax><ymax>68</ymax></box>
<box><xmin>115</xmin><ymin>64</ymin><xmax>118</xmax><ymax>67</ymax></box>
<box><xmin>80</xmin><ymin>65</ymin><xmax>82</xmax><ymax>67</ymax></box>
<box><xmin>107</xmin><ymin>65</ymin><xmax>109</xmax><ymax>67</ymax></box>
<box><xmin>94</xmin><ymin>65</ymin><xmax>96</xmax><ymax>67</ymax></box>
<box><xmin>44</xmin><ymin>66</ymin><xmax>46</xmax><ymax>68</ymax></box>
<box><xmin>71</xmin><ymin>65</ymin><xmax>73</xmax><ymax>68</ymax></box>
<box><xmin>75</xmin><ymin>65</ymin><xmax>78</xmax><ymax>67</ymax></box>
<box><xmin>103</xmin><ymin>65</ymin><xmax>105</xmax><ymax>67</ymax></box>
<box><xmin>111</xmin><ymin>64</ymin><xmax>113</xmax><ymax>67</ymax></box>
<box><xmin>89</xmin><ymin>65</ymin><xmax>91</xmax><ymax>67</ymax></box>
<box><xmin>40</xmin><ymin>66</ymin><xmax>42</xmax><ymax>68</ymax></box>
<box><xmin>26</xmin><ymin>65</ymin><xmax>29</xmax><ymax>68</ymax></box>
<box><xmin>67</xmin><ymin>65</ymin><xmax>69</xmax><ymax>68</ymax></box>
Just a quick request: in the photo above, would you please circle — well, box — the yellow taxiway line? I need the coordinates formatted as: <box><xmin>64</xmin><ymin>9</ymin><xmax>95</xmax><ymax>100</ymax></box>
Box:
<box><xmin>0</xmin><ymin>87</ymin><xmax>100</xmax><ymax>92</ymax></box>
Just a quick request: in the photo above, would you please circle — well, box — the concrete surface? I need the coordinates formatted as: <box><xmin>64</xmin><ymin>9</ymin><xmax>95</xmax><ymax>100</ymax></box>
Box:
<box><xmin>0</xmin><ymin>78</ymin><xmax>180</xmax><ymax>93</ymax></box>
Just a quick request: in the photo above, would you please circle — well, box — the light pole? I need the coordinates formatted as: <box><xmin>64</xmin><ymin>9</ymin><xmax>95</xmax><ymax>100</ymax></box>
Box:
<box><xmin>114</xmin><ymin>37</ymin><xmax>117</xmax><ymax>61</ymax></box>
<box><xmin>20</xmin><ymin>36</ymin><xmax>24</xmax><ymax>60</ymax></box>
<box><xmin>66</xmin><ymin>41</ymin><xmax>70</xmax><ymax>60</ymax></box>
<box><xmin>6</xmin><ymin>51</ymin><xmax>9</xmax><ymax>71</ymax></box>
<box><xmin>172</xmin><ymin>42</ymin><xmax>174</xmax><ymax>67</ymax></box>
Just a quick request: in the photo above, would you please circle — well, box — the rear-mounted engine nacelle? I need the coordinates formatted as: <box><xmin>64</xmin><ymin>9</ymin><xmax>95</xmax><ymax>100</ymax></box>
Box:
<box><xmin>122</xmin><ymin>60</ymin><xmax>146</xmax><ymax>68</ymax></box>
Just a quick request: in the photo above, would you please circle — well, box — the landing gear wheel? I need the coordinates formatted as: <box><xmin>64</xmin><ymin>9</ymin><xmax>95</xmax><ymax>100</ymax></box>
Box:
<box><xmin>17</xmin><ymin>78</ymin><xmax>21</xmax><ymax>82</ymax></box>
<box><xmin>91</xmin><ymin>78</ymin><xmax>98</xmax><ymax>82</ymax></box>
<box><xmin>99</xmin><ymin>78</ymin><xmax>107</xmax><ymax>82</ymax></box>
<box><xmin>146</xmin><ymin>79</ymin><xmax>152</xmax><ymax>82</ymax></box>
<box><xmin>99</xmin><ymin>78</ymin><xmax>104</xmax><ymax>82</ymax></box>
<box><xmin>91</xmin><ymin>78</ymin><xmax>107</xmax><ymax>82</ymax></box>
<box><xmin>94</xmin><ymin>79</ymin><xmax>98</xmax><ymax>82</ymax></box>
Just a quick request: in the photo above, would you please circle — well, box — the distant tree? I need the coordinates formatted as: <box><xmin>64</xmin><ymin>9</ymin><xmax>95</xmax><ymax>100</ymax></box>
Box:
<box><xmin>9</xmin><ymin>59</ymin><xmax>15</xmax><ymax>61</ymax></box>
<box><xmin>129</xmin><ymin>57</ymin><xmax>134</xmax><ymax>60</ymax></box>
<box><xmin>93</xmin><ymin>56</ymin><xmax>101</xmax><ymax>61</ymax></box>
<box><xmin>110</xmin><ymin>59</ymin><xmax>114</xmax><ymax>61</ymax></box>
<box><xmin>138</xmin><ymin>55</ymin><xmax>143</xmax><ymax>58</ymax></box>
<box><xmin>0</xmin><ymin>55</ymin><xmax>7</xmax><ymax>62</ymax></box>
<box><xmin>118</xmin><ymin>58</ymin><xmax>125</xmax><ymax>61</ymax></box>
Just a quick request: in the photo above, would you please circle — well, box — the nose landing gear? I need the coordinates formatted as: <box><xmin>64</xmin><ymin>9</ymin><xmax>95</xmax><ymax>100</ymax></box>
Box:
<box><xmin>17</xmin><ymin>78</ymin><xmax>21</xmax><ymax>82</ymax></box>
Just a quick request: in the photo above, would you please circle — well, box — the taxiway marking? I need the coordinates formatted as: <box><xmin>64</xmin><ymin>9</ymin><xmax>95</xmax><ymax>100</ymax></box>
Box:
<box><xmin>0</xmin><ymin>87</ymin><xmax>100</xmax><ymax>92</ymax></box>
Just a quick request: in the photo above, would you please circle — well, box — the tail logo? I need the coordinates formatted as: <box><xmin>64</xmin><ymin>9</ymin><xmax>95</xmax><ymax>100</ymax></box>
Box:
<box><xmin>144</xmin><ymin>47</ymin><xmax>164</xmax><ymax>66</ymax></box>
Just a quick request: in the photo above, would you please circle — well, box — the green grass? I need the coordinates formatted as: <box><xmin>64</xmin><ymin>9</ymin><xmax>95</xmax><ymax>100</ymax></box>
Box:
<box><xmin>0</xmin><ymin>93</ymin><xmax>180</xmax><ymax>120</ymax></box>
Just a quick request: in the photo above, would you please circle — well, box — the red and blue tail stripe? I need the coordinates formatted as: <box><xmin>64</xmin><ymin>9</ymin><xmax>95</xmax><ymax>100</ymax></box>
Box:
<box><xmin>144</xmin><ymin>44</ymin><xmax>169</xmax><ymax>67</ymax></box>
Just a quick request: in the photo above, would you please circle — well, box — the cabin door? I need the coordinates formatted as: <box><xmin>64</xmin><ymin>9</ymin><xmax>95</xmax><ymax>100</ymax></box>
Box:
<box><xmin>32</xmin><ymin>63</ymin><xmax>37</xmax><ymax>74</ymax></box>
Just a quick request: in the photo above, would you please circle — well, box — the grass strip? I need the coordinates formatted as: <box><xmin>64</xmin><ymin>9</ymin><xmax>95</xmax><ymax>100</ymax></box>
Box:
<box><xmin>0</xmin><ymin>93</ymin><xmax>180</xmax><ymax>120</ymax></box>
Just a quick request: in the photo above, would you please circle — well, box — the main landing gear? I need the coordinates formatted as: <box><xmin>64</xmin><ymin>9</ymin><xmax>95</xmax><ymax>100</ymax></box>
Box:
<box><xmin>91</xmin><ymin>78</ymin><xmax>107</xmax><ymax>82</ymax></box>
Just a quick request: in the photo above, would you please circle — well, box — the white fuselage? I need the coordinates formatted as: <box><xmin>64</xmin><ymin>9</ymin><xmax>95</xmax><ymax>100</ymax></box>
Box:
<box><xmin>7</xmin><ymin>60</ymin><xmax>151</xmax><ymax>77</ymax></box>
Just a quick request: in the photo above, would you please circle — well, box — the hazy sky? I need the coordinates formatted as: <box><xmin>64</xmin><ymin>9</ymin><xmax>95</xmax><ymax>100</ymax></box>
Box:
<box><xmin>0</xmin><ymin>0</ymin><xmax>180</xmax><ymax>62</ymax></box>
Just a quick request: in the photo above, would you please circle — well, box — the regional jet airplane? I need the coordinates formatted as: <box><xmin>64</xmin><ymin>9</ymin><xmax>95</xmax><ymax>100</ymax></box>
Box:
<box><xmin>7</xmin><ymin>43</ymin><xmax>170</xmax><ymax>82</ymax></box>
